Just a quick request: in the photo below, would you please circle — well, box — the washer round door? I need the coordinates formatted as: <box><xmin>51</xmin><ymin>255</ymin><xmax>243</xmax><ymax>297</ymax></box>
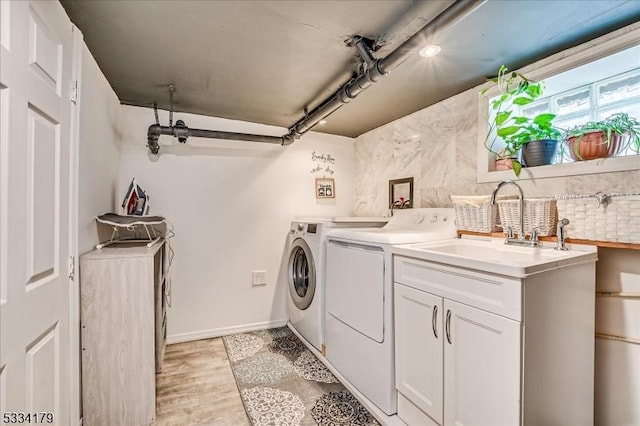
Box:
<box><xmin>288</xmin><ymin>238</ymin><xmax>316</xmax><ymax>310</ymax></box>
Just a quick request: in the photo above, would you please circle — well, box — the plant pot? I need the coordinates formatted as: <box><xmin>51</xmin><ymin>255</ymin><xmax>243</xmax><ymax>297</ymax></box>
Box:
<box><xmin>495</xmin><ymin>158</ymin><xmax>515</xmax><ymax>171</ymax></box>
<box><xmin>566</xmin><ymin>130</ymin><xmax>623</xmax><ymax>161</ymax></box>
<box><xmin>521</xmin><ymin>139</ymin><xmax>558</xmax><ymax>167</ymax></box>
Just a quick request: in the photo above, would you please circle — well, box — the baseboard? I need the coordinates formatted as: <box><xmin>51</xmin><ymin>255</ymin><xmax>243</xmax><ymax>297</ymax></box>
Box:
<box><xmin>166</xmin><ymin>318</ymin><xmax>288</xmax><ymax>344</ymax></box>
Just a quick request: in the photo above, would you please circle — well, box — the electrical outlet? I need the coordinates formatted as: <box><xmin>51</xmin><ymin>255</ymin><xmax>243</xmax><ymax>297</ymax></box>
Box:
<box><xmin>252</xmin><ymin>270</ymin><xmax>267</xmax><ymax>286</ymax></box>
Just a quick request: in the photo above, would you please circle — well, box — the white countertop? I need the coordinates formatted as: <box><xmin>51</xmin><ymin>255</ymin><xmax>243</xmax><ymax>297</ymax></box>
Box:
<box><xmin>392</xmin><ymin>237</ymin><xmax>598</xmax><ymax>278</ymax></box>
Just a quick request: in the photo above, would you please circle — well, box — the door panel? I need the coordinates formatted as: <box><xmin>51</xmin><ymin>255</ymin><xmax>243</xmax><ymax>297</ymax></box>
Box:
<box><xmin>27</xmin><ymin>105</ymin><xmax>58</xmax><ymax>284</ymax></box>
<box><xmin>444</xmin><ymin>299</ymin><xmax>521</xmax><ymax>426</ymax></box>
<box><xmin>29</xmin><ymin>8</ymin><xmax>61</xmax><ymax>91</ymax></box>
<box><xmin>0</xmin><ymin>1</ymin><xmax>74</xmax><ymax>423</ymax></box>
<box><xmin>395</xmin><ymin>283</ymin><xmax>443</xmax><ymax>424</ymax></box>
<box><xmin>326</xmin><ymin>240</ymin><xmax>384</xmax><ymax>342</ymax></box>
<box><xmin>26</xmin><ymin>324</ymin><xmax>59</xmax><ymax>413</ymax></box>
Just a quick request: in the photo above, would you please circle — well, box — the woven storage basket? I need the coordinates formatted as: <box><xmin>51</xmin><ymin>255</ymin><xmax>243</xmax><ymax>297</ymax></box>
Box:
<box><xmin>451</xmin><ymin>194</ymin><xmax>518</xmax><ymax>233</ymax></box>
<box><xmin>497</xmin><ymin>198</ymin><xmax>558</xmax><ymax>237</ymax></box>
<box><xmin>555</xmin><ymin>193</ymin><xmax>640</xmax><ymax>243</ymax></box>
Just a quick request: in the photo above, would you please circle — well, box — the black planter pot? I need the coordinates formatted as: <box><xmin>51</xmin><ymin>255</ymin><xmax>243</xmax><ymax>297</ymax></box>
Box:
<box><xmin>521</xmin><ymin>139</ymin><xmax>558</xmax><ymax>167</ymax></box>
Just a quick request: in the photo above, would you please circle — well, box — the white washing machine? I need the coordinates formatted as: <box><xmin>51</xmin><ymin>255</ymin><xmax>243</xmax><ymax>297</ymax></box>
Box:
<box><xmin>287</xmin><ymin>217</ymin><xmax>387</xmax><ymax>352</ymax></box>
<box><xmin>325</xmin><ymin>208</ymin><xmax>457</xmax><ymax>415</ymax></box>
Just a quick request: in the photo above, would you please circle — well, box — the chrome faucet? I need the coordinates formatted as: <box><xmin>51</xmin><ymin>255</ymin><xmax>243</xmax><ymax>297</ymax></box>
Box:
<box><xmin>390</xmin><ymin>200</ymin><xmax>402</xmax><ymax>216</ymax></box>
<box><xmin>390</xmin><ymin>199</ymin><xmax>411</xmax><ymax>216</ymax></box>
<box><xmin>490</xmin><ymin>180</ymin><xmax>540</xmax><ymax>247</ymax></box>
<box><xmin>555</xmin><ymin>218</ymin><xmax>570</xmax><ymax>251</ymax></box>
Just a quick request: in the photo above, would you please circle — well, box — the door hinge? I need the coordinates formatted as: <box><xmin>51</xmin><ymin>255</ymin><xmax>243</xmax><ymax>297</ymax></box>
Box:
<box><xmin>70</xmin><ymin>80</ymin><xmax>78</xmax><ymax>103</ymax></box>
<box><xmin>68</xmin><ymin>256</ymin><xmax>75</xmax><ymax>280</ymax></box>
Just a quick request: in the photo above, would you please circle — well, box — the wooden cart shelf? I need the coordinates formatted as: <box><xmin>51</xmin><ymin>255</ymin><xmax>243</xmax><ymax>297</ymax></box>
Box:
<box><xmin>457</xmin><ymin>230</ymin><xmax>640</xmax><ymax>251</ymax></box>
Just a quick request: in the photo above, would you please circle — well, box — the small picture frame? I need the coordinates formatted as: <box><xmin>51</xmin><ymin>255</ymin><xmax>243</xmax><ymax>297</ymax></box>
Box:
<box><xmin>389</xmin><ymin>177</ymin><xmax>413</xmax><ymax>209</ymax></box>
<box><xmin>315</xmin><ymin>178</ymin><xmax>335</xmax><ymax>198</ymax></box>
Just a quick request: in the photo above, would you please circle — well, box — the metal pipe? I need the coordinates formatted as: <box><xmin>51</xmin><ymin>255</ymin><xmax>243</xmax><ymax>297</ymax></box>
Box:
<box><xmin>283</xmin><ymin>0</ymin><xmax>485</xmax><ymax>141</ymax></box>
<box><xmin>188</xmin><ymin>128</ymin><xmax>284</xmax><ymax>144</ymax></box>
<box><xmin>354</xmin><ymin>36</ymin><xmax>376</xmax><ymax>68</ymax></box>
<box><xmin>147</xmin><ymin>123</ymin><xmax>285</xmax><ymax>154</ymax></box>
<box><xmin>379</xmin><ymin>0</ymin><xmax>484</xmax><ymax>72</ymax></box>
<box><xmin>146</xmin><ymin>0</ymin><xmax>484</xmax><ymax>153</ymax></box>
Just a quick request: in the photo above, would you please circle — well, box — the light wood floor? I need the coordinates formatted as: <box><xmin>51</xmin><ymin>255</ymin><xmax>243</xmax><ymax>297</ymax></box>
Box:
<box><xmin>155</xmin><ymin>338</ymin><xmax>250</xmax><ymax>426</ymax></box>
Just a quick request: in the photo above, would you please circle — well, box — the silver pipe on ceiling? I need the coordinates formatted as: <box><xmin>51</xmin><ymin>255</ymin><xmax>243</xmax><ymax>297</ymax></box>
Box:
<box><xmin>147</xmin><ymin>123</ymin><xmax>284</xmax><ymax>155</ymax></box>
<box><xmin>146</xmin><ymin>0</ymin><xmax>485</xmax><ymax>153</ymax></box>
<box><xmin>282</xmin><ymin>0</ymin><xmax>486</xmax><ymax>143</ymax></box>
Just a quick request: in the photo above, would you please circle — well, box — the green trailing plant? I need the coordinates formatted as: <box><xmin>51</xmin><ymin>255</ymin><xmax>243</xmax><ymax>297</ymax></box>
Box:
<box><xmin>481</xmin><ymin>65</ymin><xmax>561</xmax><ymax>176</ymax></box>
<box><xmin>562</xmin><ymin>112</ymin><xmax>640</xmax><ymax>157</ymax></box>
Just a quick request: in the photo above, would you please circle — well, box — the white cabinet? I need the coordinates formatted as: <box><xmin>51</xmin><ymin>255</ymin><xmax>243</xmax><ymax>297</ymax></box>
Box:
<box><xmin>394</xmin><ymin>254</ymin><xmax>595</xmax><ymax>426</ymax></box>
<box><xmin>395</xmin><ymin>285</ymin><xmax>443</xmax><ymax>423</ymax></box>
<box><xmin>80</xmin><ymin>241</ymin><xmax>168</xmax><ymax>426</ymax></box>
<box><xmin>443</xmin><ymin>299</ymin><xmax>520</xmax><ymax>426</ymax></box>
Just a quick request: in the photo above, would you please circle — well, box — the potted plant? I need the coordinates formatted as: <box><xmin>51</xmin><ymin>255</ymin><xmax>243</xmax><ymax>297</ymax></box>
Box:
<box><xmin>562</xmin><ymin>112</ymin><xmax>640</xmax><ymax>161</ymax></box>
<box><xmin>494</xmin><ymin>148</ymin><xmax>517</xmax><ymax>171</ymax></box>
<box><xmin>482</xmin><ymin>65</ymin><xmax>561</xmax><ymax>176</ymax></box>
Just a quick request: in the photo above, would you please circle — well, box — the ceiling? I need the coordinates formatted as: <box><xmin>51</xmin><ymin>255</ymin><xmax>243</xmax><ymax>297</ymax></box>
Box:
<box><xmin>61</xmin><ymin>0</ymin><xmax>640</xmax><ymax>139</ymax></box>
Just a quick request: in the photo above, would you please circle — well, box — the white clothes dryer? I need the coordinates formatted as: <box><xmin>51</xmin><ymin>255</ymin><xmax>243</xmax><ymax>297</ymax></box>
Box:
<box><xmin>325</xmin><ymin>208</ymin><xmax>457</xmax><ymax>415</ymax></box>
<box><xmin>287</xmin><ymin>217</ymin><xmax>386</xmax><ymax>352</ymax></box>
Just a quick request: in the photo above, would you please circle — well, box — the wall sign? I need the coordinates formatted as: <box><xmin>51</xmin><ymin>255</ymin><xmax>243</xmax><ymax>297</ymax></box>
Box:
<box><xmin>315</xmin><ymin>178</ymin><xmax>335</xmax><ymax>198</ymax></box>
<box><xmin>311</xmin><ymin>151</ymin><xmax>335</xmax><ymax>164</ymax></box>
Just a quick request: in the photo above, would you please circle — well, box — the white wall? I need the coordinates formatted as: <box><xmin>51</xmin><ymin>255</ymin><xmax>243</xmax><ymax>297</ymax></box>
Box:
<box><xmin>118</xmin><ymin>106</ymin><xmax>356</xmax><ymax>341</ymax></box>
<box><xmin>77</xmin><ymin>44</ymin><xmax>121</xmax><ymax>254</ymax></box>
<box><xmin>352</xmin><ymin>30</ymin><xmax>640</xmax><ymax>426</ymax></box>
<box><xmin>75</xmin><ymin>39</ymin><xmax>122</xmax><ymax>424</ymax></box>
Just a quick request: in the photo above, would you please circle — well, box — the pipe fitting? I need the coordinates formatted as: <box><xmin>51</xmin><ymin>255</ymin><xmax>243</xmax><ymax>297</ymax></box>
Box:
<box><xmin>147</xmin><ymin>124</ymin><xmax>161</xmax><ymax>154</ymax></box>
<box><xmin>353</xmin><ymin>36</ymin><xmax>376</xmax><ymax>67</ymax></box>
<box><xmin>174</xmin><ymin>119</ymin><xmax>188</xmax><ymax>143</ymax></box>
<box><xmin>339</xmin><ymin>87</ymin><xmax>353</xmax><ymax>104</ymax></box>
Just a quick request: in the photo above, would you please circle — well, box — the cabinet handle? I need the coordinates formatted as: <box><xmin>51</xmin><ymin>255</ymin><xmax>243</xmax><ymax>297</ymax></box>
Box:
<box><xmin>432</xmin><ymin>305</ymin><xmax>438</xmax><ymax>339</ymax></box>
<box><xmin>445</xmin><ymin>309</ymin><xmax>452</xmax><ymax>344</ymax></box>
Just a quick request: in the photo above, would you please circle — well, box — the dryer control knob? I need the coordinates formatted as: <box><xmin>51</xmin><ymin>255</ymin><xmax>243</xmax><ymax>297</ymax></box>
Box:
<box><xmin>297</xmin><ymin>224</ymin><xmax>304</xmax><ymax>231</ymax></box>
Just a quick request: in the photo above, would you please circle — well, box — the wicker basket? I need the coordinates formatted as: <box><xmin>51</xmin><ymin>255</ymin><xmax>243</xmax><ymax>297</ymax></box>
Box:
<box><xmin>497</xmin><ymin>198</ymin><xmax>558</xmax><ymax>237</ymax></box>
<box><xmin>555</xmin><ymin>193</ymin><xmax>640</xmax><ymax>243</ymax></box>
<box><xmin>451</xmin><ymin>194</ymin><xmax>518</xmax><ymax>233</ymax></box>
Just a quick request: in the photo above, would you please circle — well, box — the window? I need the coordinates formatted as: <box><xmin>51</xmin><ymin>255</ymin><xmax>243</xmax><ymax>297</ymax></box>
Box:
<box><xmin>520</xmin><ymin>68</ymin><xmax>640</xmax><ymax>163</ymax></box>
<box><xmin>477</xmin><ymin>25</ymin><xmax>640</xmax><ymax>183</ymax></box>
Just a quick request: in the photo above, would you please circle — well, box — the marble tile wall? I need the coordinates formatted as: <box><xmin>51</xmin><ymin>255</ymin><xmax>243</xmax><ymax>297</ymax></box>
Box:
<box><xmin>353</xmin><ymin>87</ymin><xmax>640</xmax><ymax>216</ymax></box>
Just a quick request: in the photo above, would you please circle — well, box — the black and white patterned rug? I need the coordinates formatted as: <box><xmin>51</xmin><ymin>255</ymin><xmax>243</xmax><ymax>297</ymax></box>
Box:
<box><xmin>223</xmin><ymin>327</ymin><xmax>380</xmax><ymax>426</ymax></box>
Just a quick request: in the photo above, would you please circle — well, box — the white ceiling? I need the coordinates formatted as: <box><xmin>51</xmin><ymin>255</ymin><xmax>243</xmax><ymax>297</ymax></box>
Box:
<box><xmin>61</xmin><ymin>0</ymin><xmax>640</xmax><ymax>138</ymax></box>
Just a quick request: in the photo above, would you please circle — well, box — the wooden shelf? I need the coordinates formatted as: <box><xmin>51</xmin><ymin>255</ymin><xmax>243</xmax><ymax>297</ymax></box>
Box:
<box><xmin>457</xmin><ymin>230</ymin><xmax>640</xmax><ymax>251</ymax></box>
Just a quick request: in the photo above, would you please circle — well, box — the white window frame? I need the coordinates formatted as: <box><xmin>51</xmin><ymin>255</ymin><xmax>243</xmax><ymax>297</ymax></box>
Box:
<box><xmin>477</xmin><ymin>23</ymin><xmax>640</xmax><ymax>183</ymax></box>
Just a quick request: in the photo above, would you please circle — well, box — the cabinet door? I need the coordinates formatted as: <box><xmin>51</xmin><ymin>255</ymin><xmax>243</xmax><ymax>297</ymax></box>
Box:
<box><xmin>444</xmin><ymin>299</ymin><xmax>521</xmax><ymax>426</ymax></box>
<box><xmin>395</xmin><ymin>284</ymin><xmax>444</xmax><ymax>424</ymax></box>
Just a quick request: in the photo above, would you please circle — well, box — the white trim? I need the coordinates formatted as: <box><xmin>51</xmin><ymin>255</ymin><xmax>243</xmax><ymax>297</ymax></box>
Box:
<box><xmin>477</xmin><ymin>22</ymin><xmax>640</xmax><ymax>183</ymax></box>
<box><xmin>478</xmin><ymin>155</ymin><xmax>640</xmax><ymax>183</ymax></box>
<box><xmin>68</xmin><ymin>23</ymin><xmax>83</xmax><ymax>426</ymax></box>
<box><xmin>166</xmin><ymin>318</ymin><xmax>288</xmax><ymax>344</ymax></box>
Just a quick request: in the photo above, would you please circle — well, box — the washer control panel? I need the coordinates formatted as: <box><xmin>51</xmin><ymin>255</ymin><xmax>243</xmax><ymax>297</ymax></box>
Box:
<box><xmin>290</xmin><ymin>222</ymin><xmax>321</xmax><ymax>237</ymax></box>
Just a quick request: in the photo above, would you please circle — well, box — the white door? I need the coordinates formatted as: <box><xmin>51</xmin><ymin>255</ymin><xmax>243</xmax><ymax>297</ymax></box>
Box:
<box><xmin>0</xmin><ymin>1</ymin><xmax>75</xmax><ymax>423</ymax></box>
<box><xmin>444</xmin><ymin>299</ymin><xmax>521</xmax><ymax>426</ymax></box>
<box><xmin>326</xmin><ymin>240</ymin><xmax>384</xmax><ymax>342</ymax></box>
<box><xmin>395</xmin><ymin>284</ymin><xmax>444</xmax><ymax>425</ymax></box>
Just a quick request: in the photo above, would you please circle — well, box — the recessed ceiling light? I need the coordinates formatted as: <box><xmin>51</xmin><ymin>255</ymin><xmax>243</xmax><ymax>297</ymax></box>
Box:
<box><xmin>419</xmin><ymin>44</ymin><xmax>441</xmax><ymax>58</ymax></box>
<box><xmin>319</xmin><ymin>119</ymin><xmax>328</xmax><ymax>125</ymax></box>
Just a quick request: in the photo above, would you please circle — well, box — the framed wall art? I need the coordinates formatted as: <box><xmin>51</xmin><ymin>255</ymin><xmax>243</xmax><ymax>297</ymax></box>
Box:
<box><xmin>389</xmin><ymin>177</ymin><xmax>413</xmax><ymax>209</ymax></box>
<box><xmin>315</xmin><ymin>178</ymin><xmax>335</xmax><ymax>198</ymax></box>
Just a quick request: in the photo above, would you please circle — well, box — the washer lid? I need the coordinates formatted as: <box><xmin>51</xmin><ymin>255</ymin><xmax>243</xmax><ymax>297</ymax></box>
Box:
<box><xmin>328</xmin><ymin>228</ymin><xmax>457</xmax><ymax>245</ymax></box>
